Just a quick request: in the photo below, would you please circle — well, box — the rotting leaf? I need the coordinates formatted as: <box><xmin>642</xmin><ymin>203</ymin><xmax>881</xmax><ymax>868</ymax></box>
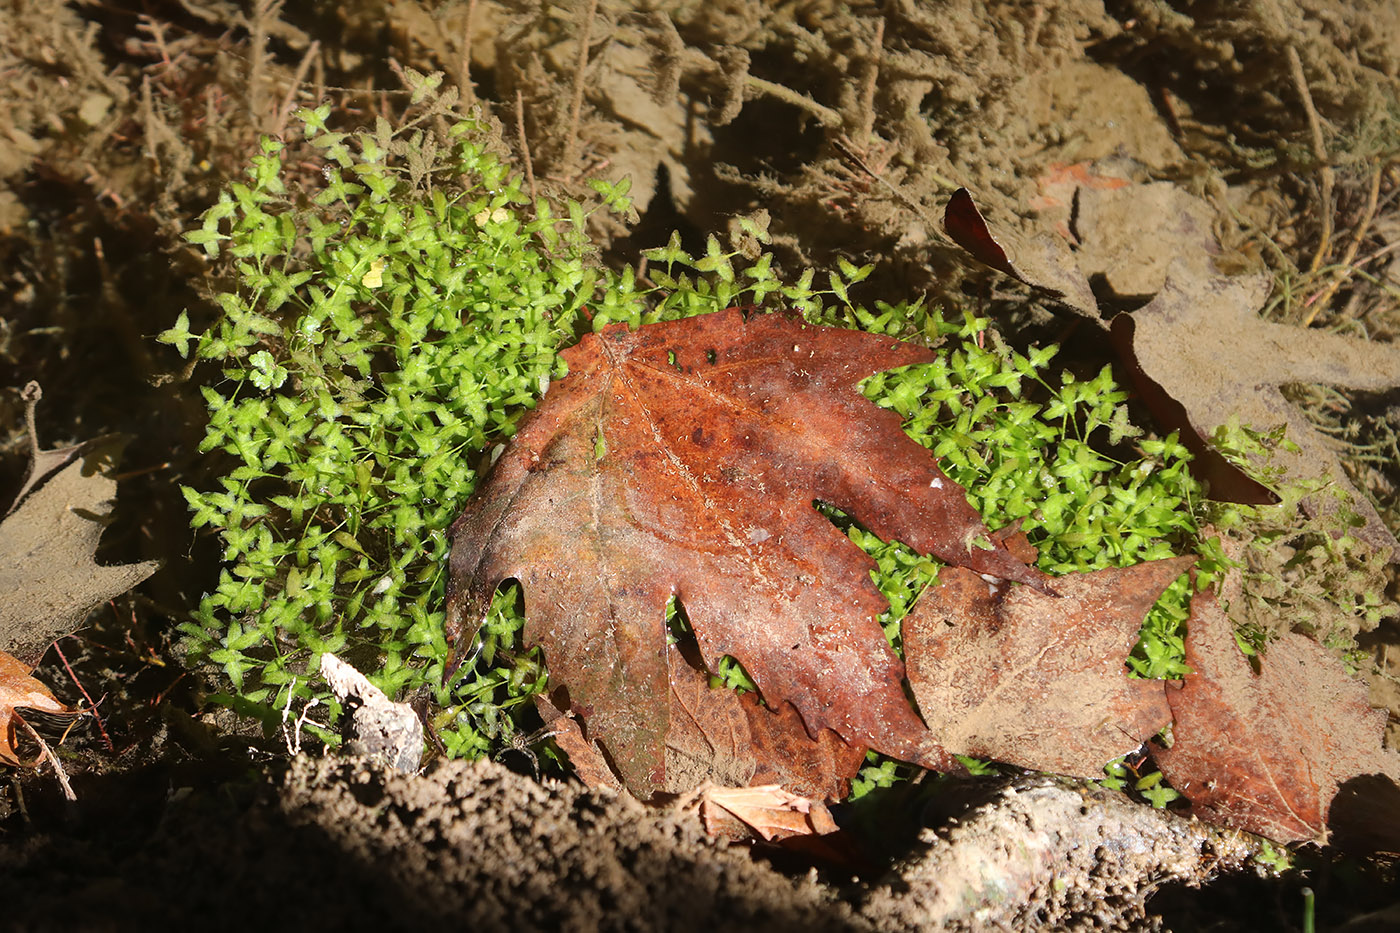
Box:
<box><xmin>446</xmin><ymin>309</ymin><xmax>1049</xmax><ymax>797</ymax></box>
<box><xmin>670</xmin><ymin>642</ymin><xmax>866</xmax><ymax>800</ymax></box>
<box><xmin>0</xmin><ymin>382</ymin><xmax>161</xmax><ymax>666</ymax></box>
<box><xmin>0</xmin><ymin>649</ymin><xmax>78</xmax><ymax>768</ymax></box>
<box><xmin>903</xmin><ymin>554</ymin><xmax>1194</xmax><ymax>778</ymax></box>
<box><xmin>1154</xmin><ymin>581</ymin><xmax>1400</xmax><ymax>846</ymax></box>
<box><xmin>1111</xmin><ymin>261</ymin><xmax>1400</xmax><ymax>555</ymax></box>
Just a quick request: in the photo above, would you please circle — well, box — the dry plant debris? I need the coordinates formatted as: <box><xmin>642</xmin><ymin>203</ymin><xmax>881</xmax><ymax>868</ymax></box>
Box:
<box><xmin>947</xmin><ymin>173</ymin><xmax>1400</xmax><ymax>556</ymax></box>
<box><xmin>695</xmin><ymin>783</ymin><xmax>838</xmax><ymax>843</ymax></box>
<box><xmin>1</xmin><ymin>384</ymin><xmax>161</xmax><ymax>667</ymax></box>
<box><xmin>320</xmin><ymin>653</ymin><xmax>423</xmax><ymax>773</ymax></box>
<box><xmin>1114</xmin><ymin>262</ymin><xmax>1400</xmax><ymax>554</ymax></box>
<box><xmin>0</xmin><ymin>383</ymin><xmax>153</xmax><ymax>783</ymax></box>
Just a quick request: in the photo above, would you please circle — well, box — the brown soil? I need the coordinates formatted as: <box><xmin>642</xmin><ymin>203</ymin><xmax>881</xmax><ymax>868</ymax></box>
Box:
<box><xmin>2</xmin><ymin>1</ymin><xmax>1399</xmax><ymax>929</ymax></box>
<box><xmin>0</xmin><ymin>755</ymin><xmax>1267</xmax><ymax>932</ymax></box>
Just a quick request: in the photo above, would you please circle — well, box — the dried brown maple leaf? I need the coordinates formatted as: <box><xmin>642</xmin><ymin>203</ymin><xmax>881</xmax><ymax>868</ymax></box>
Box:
<box><xmin>1154</xmin><ymin>584</ymin><xmax>1400</xmax><ymax>845</ymax></box>
<box><xmin>903</xmin><ymin>555</ymin><xmax>1193</xmax><ymax>777</ymax></box>
<box><xmin>1112</xmin><ymin>263</ymin><xmax>1400</xmax><ymax>555</ymax></box>
<box><xmin>1</xmin><ymin>382</ymin><xmax>161</xmax><ymax>666</ymax></box>
<box><xmin>0</xmin><ymin>649</ymin><xmax>77</xmax><ymax>767</ymax></box>
<box><xmin>446</xmin><ymin>309</ymin><xmax>1048</xmax><ymax>797</ymax></box>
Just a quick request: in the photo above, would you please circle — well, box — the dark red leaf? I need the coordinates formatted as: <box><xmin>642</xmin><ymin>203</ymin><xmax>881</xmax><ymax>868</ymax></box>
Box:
<box><xmin>446</xmin><ymin>309</ymin><xmax>1048</xmax><ymax>796</ymax></box>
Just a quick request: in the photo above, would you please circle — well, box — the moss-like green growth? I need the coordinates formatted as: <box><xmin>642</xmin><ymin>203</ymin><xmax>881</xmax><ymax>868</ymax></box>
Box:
<box><xmin>164</xmin><ymin>89</ymin><xmax>628</xmax><ymax>754</ymax></box>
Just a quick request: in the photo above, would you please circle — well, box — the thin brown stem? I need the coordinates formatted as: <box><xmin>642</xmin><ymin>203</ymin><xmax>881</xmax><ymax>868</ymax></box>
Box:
<box><xmin>832</xmin><ymin>136</ymin><xmax>956</xmax><ymax>235</ymax></box>
<box><xmin>561</xmin><ymin>0</ymin><xmax>599</xmax><ymax>173</ymax></box>
<box><xmin>744</xmin><ymin>75</ymin><xmax>841</xmax><ymax>129</ymax></box>
<box><xmin>516</xmin><ymin>88</ymin><xmax>538</xmax><ymax>203</ymax></box>
<box><xmin>248</xmin><ymin>0</ymin><xmax>284</xmax><ymax>130</ymax></box>
<box><xmin>272</xmin><ymin>39</ymin><xmax>320</xmax><ymax>138</ymax></box>
<box><xmin>858</xmin><ymin>15</ymin><xmax>885</xmax><ymax>147</ymax></box>
<box><xmin>55</xmin><ymin>637</ymin><xmax>113</xmax><ymax>753</ymax></box>
<box><xmin>1302</xmin><ymin>163</ymin><xmax>1386</xmax><ymax>326</ymax></box>
<box><xmin>1286</xmin><ymin>44</ymin><xmax>1334</xmax><ymax>277</ymax></box>
<box><xmin>460</xmin><ymin>0</ymin><xmax>479</xmax><ymax>107</ymax></box>
<box><xmin>20</xmin><ymin>380</ymin><xmax>40</xmax><ymax>480</ymax></box>
<box><xmin>21</xmin><ymin>720</ymin><xmax>76</xmax><ymax>802</ymax></box>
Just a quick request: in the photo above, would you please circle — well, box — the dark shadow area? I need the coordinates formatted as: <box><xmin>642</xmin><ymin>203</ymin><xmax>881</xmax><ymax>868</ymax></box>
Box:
<box><xmin>3</xmin><ymin>758</ymin><xmax>875</xmax><ymax>932</ymax></box>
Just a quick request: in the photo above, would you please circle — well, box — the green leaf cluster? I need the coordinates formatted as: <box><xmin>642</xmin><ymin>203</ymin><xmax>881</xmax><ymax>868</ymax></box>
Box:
<box><xmin>165</xmin><ymin>98</ymin><xmax>637</xmax><ymax>752</ymax></box>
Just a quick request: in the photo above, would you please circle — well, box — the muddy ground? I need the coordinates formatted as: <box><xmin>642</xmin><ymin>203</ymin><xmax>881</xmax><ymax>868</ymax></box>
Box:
<box><xmin>2</xmin><ymin>1</ymin><xmax>1399</xmax><ymax>929</ymax></box>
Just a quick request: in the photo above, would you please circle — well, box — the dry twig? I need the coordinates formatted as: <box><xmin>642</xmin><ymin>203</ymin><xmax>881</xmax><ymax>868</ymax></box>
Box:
<box><xmin>1303</xmin><ymin>164</ymin><xmax>1387</xmax><ymax>326</ymax></box>
<box><xmin>858</xmin><ymin>15</ymin><xmax>885</xmax><ymax>147</ymax></box>
<box><xmin>21</xmin><ymin>720</ymin><xmax>76</xmax><ymax>802</ymax></box>
<box><xmin>271</xmin><ymin>40</ymin><xmax>320</xmax><ymax>139</ymax></box>
<box><xmin>516</xmin><ymin>88</ymin><xmax>538</xmax><ymax>203</ymax></box>
<box><xmin>460</xmin><ymin>0</ymin><xmax>479</xmax><ymax>106</ymax></box>
<box><xmin>1285</xmin><ymin>44</ymin><xmax>1335</xmax><ymax>276</ymax></box>
<box><xmin>54</xmin><ymin>637</ymin><xmax>111</xmax><ymax>753</ymax></box>
<box><xmin>560</xmin><ymin>0</ymin><xmax>598</xmax><ymax>173</ymax></box>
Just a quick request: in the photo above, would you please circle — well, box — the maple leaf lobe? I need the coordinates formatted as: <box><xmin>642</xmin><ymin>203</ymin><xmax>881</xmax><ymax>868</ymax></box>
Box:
<box><xmin>904</xmin><ymin>555</ymin><xmax>1193</xmax><ymax>778</ymax></box>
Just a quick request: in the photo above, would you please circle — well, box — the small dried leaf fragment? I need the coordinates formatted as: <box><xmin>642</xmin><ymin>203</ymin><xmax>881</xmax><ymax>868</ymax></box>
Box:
<box><xmin>320</xmin><ymin>653</ymin><xmax>423</xmax><ymax>772</ymax></box>
<box><xmin>903</xmin><ymin>556</ymin><xmax>1194</xmax><ymax>777</ymax></box>
<box><xmin>1154</xmin><ymin>587</ymin><xmax>1400</xmax><ymax>845</ymax></box>
<box><xmin>697</xmin><ymin>784</ymin><xmax>839</xmax><ymax>843</ymax></box>
<box><xmin>447</xmin><ymin>309</ymin><xmax>1048</xmax><ymax>797</ymax></box>
<box><xmin>0</xmin><ymin>649</ymin><xmax>77</xmax><ymax>767</ymax></box>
